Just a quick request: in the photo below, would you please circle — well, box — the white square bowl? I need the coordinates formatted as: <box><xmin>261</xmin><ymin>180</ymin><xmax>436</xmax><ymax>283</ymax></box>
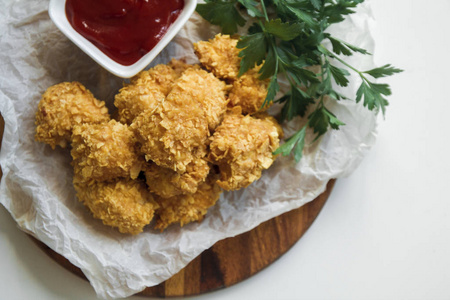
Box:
<box><xmin>48</xmin><ymin>0</ymin><xmax>197</xmax><ymax>78</ymax></box>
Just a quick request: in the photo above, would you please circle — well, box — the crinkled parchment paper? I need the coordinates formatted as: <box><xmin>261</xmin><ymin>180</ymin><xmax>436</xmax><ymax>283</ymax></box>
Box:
<box><xmin>0</xmin><ymin>0</ymin><xmax>377</xmax><ymax>298</ymax></box>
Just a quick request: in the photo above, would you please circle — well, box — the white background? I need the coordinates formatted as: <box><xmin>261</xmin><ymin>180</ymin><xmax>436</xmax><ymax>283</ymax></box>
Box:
<box><xmin>1</xmin><ymin>0</ymin><xmax>450</xmax><ymax>299</ymax></box>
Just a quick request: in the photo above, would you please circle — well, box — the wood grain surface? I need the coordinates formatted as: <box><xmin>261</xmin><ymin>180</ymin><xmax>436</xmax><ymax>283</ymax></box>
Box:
<box><xmin>0</xmin><ymin>114</ymin><xmax>335</xmax><ymax>297</ymax></box>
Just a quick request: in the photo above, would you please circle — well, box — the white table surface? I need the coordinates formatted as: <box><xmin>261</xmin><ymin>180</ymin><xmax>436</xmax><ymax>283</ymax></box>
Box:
<box><xmin>2</xmin><ymin>0</ymin><xmax>450</xmax><ymax>299</ymax></box>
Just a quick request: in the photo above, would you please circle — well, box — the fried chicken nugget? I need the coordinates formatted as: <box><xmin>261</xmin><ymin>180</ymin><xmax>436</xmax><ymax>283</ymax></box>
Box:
<box><xmin>228</xmin><ymin>66</ymin><xmax>271</xmax><ymax>115</ymax></box>
<box><xmin>114</xmin><ymin>59</ymin><xmax>200</xmax><ymax>124</ymax></box>
<box><xmin>186</xmin><ymin>68</ymin><xmax>229</xmax><ymax>131</ymax></box>
<box><xmin>154</xmin><ymin>174</ymin><xmax>222</xmax><ymax>230</ymax></box>
<box><xmin>144</xmin><ymin>158</ymin><xmax>210</xmax><ymax>198</ymax></box>
<box><xmin>74</xmin><ymin>176</ymin><xmax>158</xmax><ymax>235</ymax></box>
<box><xmin>132</xmin><ymin>68</ymin><xmax>227</xmax><ymax>172</ymax></box>
<box><xmin>209</xmin><ymin>107</ymin><xmax>281</xmax><ymax>191</ymax></box>
<box><xmin>35</xmin><ymin>82</ymin><xmax>109</xmax><ymax>149</ymax></box>
<box><xmin>194</xmin><ymin>34</ymin><xmax>241</xmax><ymax>80</ymax></box>
<box><xmin>71</xmin><ymin>120</ymin><xmax>143</xmax><ymax>182</ymax></box>
<box><xmin>194</xmin><ymin>34</ymin><xmax>270</xmax><ymax>114</ymax></box>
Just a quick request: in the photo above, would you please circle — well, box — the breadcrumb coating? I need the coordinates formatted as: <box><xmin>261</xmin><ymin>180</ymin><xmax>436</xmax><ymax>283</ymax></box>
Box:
<box><xmin>74</xmin><ymin>176</ymin><xmax>158</xmax><ymax>235</ymax></box>
<box><xmin>154</xmin><ymin>174</ymin><xmax>222</xmax><ymax>230</ymax></box>
<box><xmin>114</xmin><ymin>59</ymin><xmax>200</xmax><ymax>125</ymax></box>
<box><xmin>35</xmin><ymin>38</ymin><xmax>284</xmax><ymax>234</ymax></box>
<box><xmin>35</xmin><ymin>82</ymin><xmax>109</xmax><ymax>149</ymax></box>
<box><xmin>253</xmin><ymin>112</ymin><xmax>284</xmax><ymax>139</ymax></box>
<box><xmin>71</xmin><ymin>120</ymin><xmax>143</xmax><ymax>182</ymax></box>
<box><xmin>183</xmin><ymin>68</ymin><xmax>229</xmax><ymax>131</ymax></box>
<box><xmin>114</xmin><ymin>78</ymin><xmax>165</xmax><ymax>125</ymax></box>
<box><xmin>194</xmin><ymin>34</ymin><xmax>241</xmax><ymax>80</ymax></box>
<box><xmin>194</xmin><ymin>34</ymin><xmax>270</xmax><ymax>114</ymax></box>
<box><xmin>144</xmin><ymin>158</ymin><xmax>210</xmax><ymax>198</ymax></box>
<box><xmin>209</xmin><ymin>107</ymin><xmax>281</xmax><ymax>191</ymax></box>
<box><xmin>228</xmin><ymin>66</ymin><xmax>271</xmax><ymax>115</ymax></box>
<box><xmin>131</xmin><ymin>68</ymin><xmax>227</xmax><ymax>172</ymax></box>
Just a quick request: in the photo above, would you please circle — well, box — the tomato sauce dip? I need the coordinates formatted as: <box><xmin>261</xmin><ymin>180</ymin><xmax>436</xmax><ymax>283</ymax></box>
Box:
<box><xmin>65</xmin><ymin>0</ymin><xmax>184</xmax><ymax>66</ymax></box>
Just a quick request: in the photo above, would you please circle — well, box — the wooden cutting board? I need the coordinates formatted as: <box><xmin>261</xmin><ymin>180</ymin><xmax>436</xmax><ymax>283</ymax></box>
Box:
<box><xmin>0</xmin><ymin>114</ymin><xmax>335</xmax><ymax>297</ymax></box>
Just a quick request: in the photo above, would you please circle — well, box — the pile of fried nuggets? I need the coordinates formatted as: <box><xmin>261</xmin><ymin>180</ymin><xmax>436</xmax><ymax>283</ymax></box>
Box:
<box><xmin>35</xmin><ymin>34</ymin><xmax>283</xmax><ymax>234</ymax></box>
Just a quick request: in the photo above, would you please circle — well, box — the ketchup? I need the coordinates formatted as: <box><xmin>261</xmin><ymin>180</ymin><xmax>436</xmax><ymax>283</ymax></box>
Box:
<box><xmin>65</xmin><ymin>0</ymin><xmax>184</xmax><ymax>66</ymax></box>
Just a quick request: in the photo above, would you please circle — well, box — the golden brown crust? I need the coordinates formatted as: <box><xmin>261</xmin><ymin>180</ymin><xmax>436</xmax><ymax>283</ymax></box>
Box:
<box><xmin>114</xmin><ymin>60</ymin><xmax>201</xmax><ymax>125</ymax></box>
<box><xmin>114</xmin><ymin>64</ymin><xmax>174</xmax><ymax>125</ymax></box>
<box><xmin>183</xmin><ymin>68</ymin><xmax>229</xmax><ymax>131</ymax></box>
<box><xmin>194</xmin><ymin>34</ymin><xmax>241</xmax><ymax>80</ymax></box>
<box><xmin>209</xmin><ymin>107</ymin><xmax>281</xmax><ymax>191</ymax></box>
<box><xmin>228</xmin><ymin>66</ymin><xmax>271</xmax><ymax>115</ymax></box>
<box><xmin>35</xmin><ymin>82</ymin><xmax>109</xmax><ymax>149</ymax></box>
<box><xmin>71</xmin><ymin>120</ymin><xmax>143</xmax><ymax>182</ymax></box>
<box><xmin>74</xmin><ymin>176</ymin><xmax>158</xmax><ymax>235</ymax></box>
<box><xmin>154</xmin><ymin>174</ymin><xmax>222</xmax><ymax>230</ymax></box>
<box><xmin>253</xmin><ymin>112</ymin><xmax>284</xmax><ymax>139</ymax></box>
<box><xmin>144</xmin><ymin>158</ymin><xmax>210</xmax><ymax>198</ymax></box>
<box><xmin>114</xmin><ymin>80</ymin><xmax>165</xmax><ymax>126</ymax></box>
<box><xmin>36</xmin><ymin>37</ymin><xmax>283</xmax><ymax>234</ymax></box>
<box><xmin>194</xmin><ymin>34</ymin><xmax>270</xmax><ymax>115</ymax></box>
<box><xmin>131</xmin><ymin>68</ymin><xmax>227</xmax><ymax>172</ymax></box>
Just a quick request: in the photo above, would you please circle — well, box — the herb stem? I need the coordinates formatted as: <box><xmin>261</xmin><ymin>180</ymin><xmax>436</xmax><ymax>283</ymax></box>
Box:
<box><xmin>319</xmin><ymin>44</ymin><xmax>370</xmax><ymax>82</ymax></box>
<box><xmin>260</xmin><ymin>0</ymin><xmax>269</xmax><ymax>22</ymax></box>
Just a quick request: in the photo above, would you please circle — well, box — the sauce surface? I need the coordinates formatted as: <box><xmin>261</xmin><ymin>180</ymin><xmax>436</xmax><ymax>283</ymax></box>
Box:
<box><xmin>66</xmin><ymin>0</ymin><xmax>184</xmax><ymax>66</ymax></box>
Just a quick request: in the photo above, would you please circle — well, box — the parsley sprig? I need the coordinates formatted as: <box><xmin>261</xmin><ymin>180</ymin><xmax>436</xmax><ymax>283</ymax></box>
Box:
<box><xmin>197</xmin><ymin>0</ymin><xmax>402</xmax><ymax>162</ymax></box>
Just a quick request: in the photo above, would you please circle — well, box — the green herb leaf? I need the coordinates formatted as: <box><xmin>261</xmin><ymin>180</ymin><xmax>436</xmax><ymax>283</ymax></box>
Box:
<box><xmin>329</xmin><ymin>64</ymin><xmax>350</xmax><ymax>87</ymax></box>
<box><xmin>258</xmin><ymin>45</ymin><xmax>278</xmax><ymax>79</ymax></box>
<box><xmin>264</xmin><ymin>19</ymin><xmax>303</xmax><ymax>41</ymax></box>
<box><xmin>308</xmin><ymin>106</ymin><xmax>330</xmax><ymax>140</ymax></box>
<box><xmin>287</xmin><ymin>64</ymin><xmax>320</xmax><ymax>86</ymax></box>
<box><xmin>237</xmin><ymin>33</ymin><xmax>267</xmax><ymax>76</ymax></box>
<box><xmin>328</xmin><ymin>37</ymin><xmax>370</xmax><ymax>56</ymax></box>
<box><xmin>356</xmin><ymin>81</ymin><xmax>390</xmax><ymax>114</ymax></box>
<box><xmin>196</xmin><ymin>1</ymin><xmax>246</xmax><ymax>35</ymax></box>
<box><xmin>308</xmin><ymin>105</ymin><xmax>345</xmax><ymax>141</ymax></box>
<box><xmin>238</xmin><ymin>0</ymin><xmax>264</xmax><ymax>17</ymax></box>
<box><xmin>323</xmin><ymin>106</ymin><xmax>346</xmax><ymax>129</ymax></box>
<box><xmin>328</xmin><ymin>37</ymin><xmax>353</xmax><ymax>56</ymax></box>
<box><xmin>322</xmin><ymin>1</ymin><xmax>359</xmax><ymax>24</ymax></box>
<box><xmin>309</xmin><ymin>0</ymin><xmax>322</xmax><ymax>10</ymax></box>
<box><xmin>273</xmin><ymin>126</ymin><xmax>306</xmax><ymax>162</ymax></box>
<box><xmin>273</xmin><ymin>0</ymin><xmax>316</xmax><ymax>27</ymax></box>
<box><xmin>263</xmin><ymin>74</ymin><xmax>280</xmax><ymax>106</ymax></box>
<box><xmin>364</xmin><ymin>64</ymin><xmax>404</xmax><ymax>78</ymax></box>
<box><xmin>280</xmin><ymin>86</ymin><xmax>314</xmax><ymax>122</ymax></box>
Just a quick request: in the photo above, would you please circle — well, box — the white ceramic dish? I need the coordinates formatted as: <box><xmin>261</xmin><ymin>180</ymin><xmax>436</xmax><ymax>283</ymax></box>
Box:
<box><xmin>48</xmin><ymin>0</ymin><xmax>197</xmax><ymax>78</ymax></box>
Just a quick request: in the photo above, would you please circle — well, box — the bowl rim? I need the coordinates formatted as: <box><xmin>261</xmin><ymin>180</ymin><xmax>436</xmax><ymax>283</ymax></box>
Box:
<box><xmin>48</xmin><ymin>0</ymin><xmax>197</xmax><ymax>78</ymax></box>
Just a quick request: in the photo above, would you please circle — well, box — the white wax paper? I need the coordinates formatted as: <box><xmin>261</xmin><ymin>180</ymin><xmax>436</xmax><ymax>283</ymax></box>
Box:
<box><xmin>0</xmin><ymin>0</ymin><xmax>377</xmax><ymax>298</ymax></box>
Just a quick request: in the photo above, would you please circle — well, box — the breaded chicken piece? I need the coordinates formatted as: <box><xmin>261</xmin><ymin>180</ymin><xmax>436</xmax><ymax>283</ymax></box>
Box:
<box><xmin>185</xmin><ymin>69</ymin><xmax>229</xmax><ymax>131</ymax></box>
<box><xmin>114</xmin><ymin>77</ymin><xmax>165</xmax><ymax>125</ymax></box>
<box><xmin>253</xmin><ymin>112</ymin><xmax>284</xmax><ymax>139</ymax></box>
<box><xmin>35</xmin><ymin>82</ymin><xmax>109</xmax><ymax>149</ymax></box>
<box><xmin>154</xmin><ymin>174</ymin><xmax>222</xmax><ymax>230</ymax></box>
<box><xmin>194</xmin><ymin>34</ymin><xmax>270</xmax><ymax>114</ymax></box>
<box><xmin>228</xmin><ymin>66</ymin><xmax>271</xmax><ymax>115</ymax></box>
<box><xmin>209</xmin><ymin>107</ymin><xmax>281</xmax><ymax>191</ymax></box>
<box><xmin>194</xmin><ymin>34</ymin><xmax>241</xmax><ymax>80</ymax></box>
<box><xmin>114</xmin><ymin>59</ymin><xmax>200</xmax><ymax>125</ymax></box>
<box><xmin>131</xmin><ymin>68</ymin><xmax>227</xmax><ymax>172</ymax></box>
<box><xmin>144</xmin><ymin>158</ymin><xmax>210</xmax><ymax>198</ymax></box>
<box><xmin>74</xmin><ymin>176</ymin><xmax>158</xmax><ymax>235</ymax></box>
<box><xmin>71</xmin><ymin>120</ymin><xmax>143</xmax><ymax>182</ymax></box>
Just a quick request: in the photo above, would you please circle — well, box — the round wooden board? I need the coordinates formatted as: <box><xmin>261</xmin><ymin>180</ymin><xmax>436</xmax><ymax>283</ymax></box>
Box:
<box><xmin>0</xmin><ymin>115</ymin><xmax>335</xmax><ymax>298</ymax></box>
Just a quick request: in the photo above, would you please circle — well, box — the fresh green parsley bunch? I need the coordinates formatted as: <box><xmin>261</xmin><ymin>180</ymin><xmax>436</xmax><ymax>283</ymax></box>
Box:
<box><xmin>197</xmin><ymin>0</ymin><xmax>402</xmax><ymax>162</ymax></box>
